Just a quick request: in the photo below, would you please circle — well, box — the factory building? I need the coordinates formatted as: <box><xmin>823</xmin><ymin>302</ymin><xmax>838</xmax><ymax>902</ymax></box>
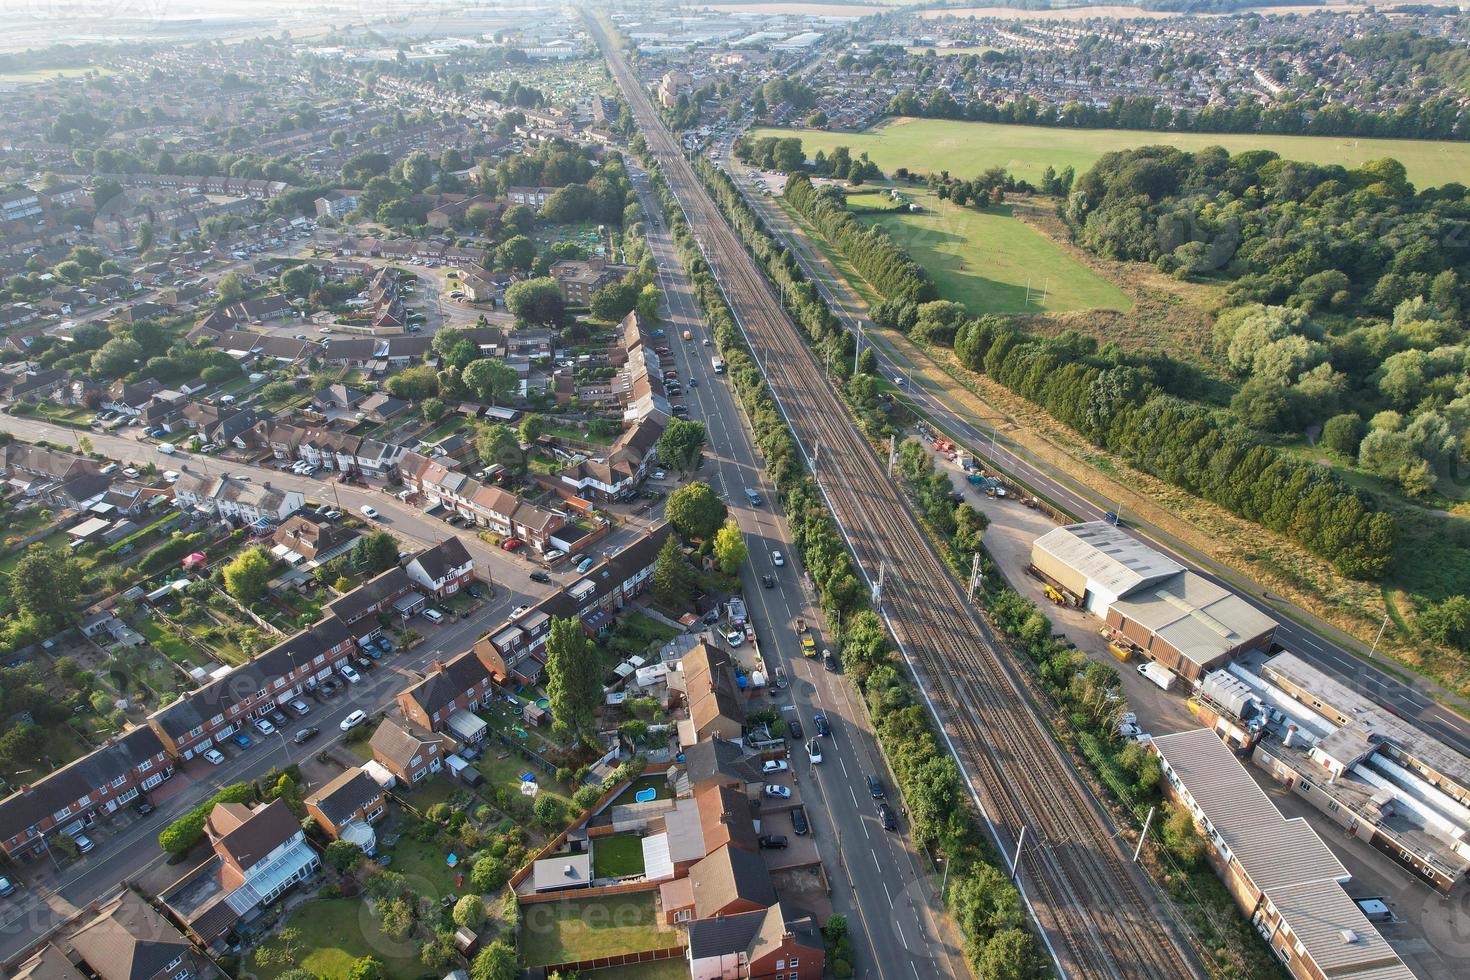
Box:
<box><xmin>1030</xmin><ymin>522</ymin><xmax>1277</xmax><ymax>683</ymax></box>
<box><xmin>1152</xmin><ymin>729</ymin><xmax>1416</xmax><ymax>980</ymax></box>
<box><xmin>1192</xmin><ymin>652</ymin><xmax>1470</xmax><ymax>893</ymax></box>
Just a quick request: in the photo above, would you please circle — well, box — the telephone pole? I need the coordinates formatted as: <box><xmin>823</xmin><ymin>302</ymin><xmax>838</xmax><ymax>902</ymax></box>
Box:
<box><xmin>872</xmin><ymin>560</ymin><xmax>885</xmax><ymax>605</ymax></box>
<box><xmin>968</xmin><ymin>551</ymin><xmax>984</xmax><ymax>598</ymax></box>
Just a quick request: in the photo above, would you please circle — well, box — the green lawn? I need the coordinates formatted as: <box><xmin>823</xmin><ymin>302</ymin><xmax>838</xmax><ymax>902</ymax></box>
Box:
<box><xmin>249</xmin><ymin>898</ymin><xmax>422</xmax><ymax>980</ymax></box>
<box><xmin>751</xmin><ymin>117</ymin><xmax>1470</xmax><ymax>189</ymax></box>
<box><xmin>853</xmin><ymin>187</ymin><xmax>1131</xmax><ymax>314</ymax></box>
<box><xmin>385</xmin><ymin>836</ymin><xmax>461</xmax><ymax>900</ymax></box>
<box><xmin>605</xmin><ymin>612</ymin><xmax>680</xmax><ymax>661</ymax></box>
<box><xmin>592</xmin><ymin>832</ymin><xmax>646</xmax><ymax>879</ymax></box>
<box><xmin>518</xmin><ymin>893</ymin><xmax>679</xmax><ymax>967</ymax></box>
<box><xmin>589</xmin><ymin>961</ymin><xmax>690</xmax><ymax>980</ymax></box>
<box><xmin>611</xmin><ymin>774</ymin><xmax>672</xmax><ymax>808</ymax></box>
<box><xmin>478</xmin><ymin>747</ymin><xmax>574</xmax><ymax>810</ymax></box>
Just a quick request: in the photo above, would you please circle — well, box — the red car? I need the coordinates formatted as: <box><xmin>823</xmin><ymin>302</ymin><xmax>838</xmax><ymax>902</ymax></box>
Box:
<box><xmin>501</xmin><ymin>538</ymin><xmax>523</xmax><ymax>551</ymax></box>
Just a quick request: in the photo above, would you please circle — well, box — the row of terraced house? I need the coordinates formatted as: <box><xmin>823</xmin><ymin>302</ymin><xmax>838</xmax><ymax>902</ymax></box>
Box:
<box><xmin>0</xmin><ymin>525</ymin><xmax>672</xmax><ymax>866</ymax></box>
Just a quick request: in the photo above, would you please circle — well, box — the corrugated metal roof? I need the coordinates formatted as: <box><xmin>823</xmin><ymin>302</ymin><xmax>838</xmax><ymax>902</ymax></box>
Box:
<box><xmin>1153</xmin><ymin>731</ymin><xmax>1416</xmax><ymax>980</ymax></box>
<box><xmin>1110</xmin><ymin>570</ymin><xmax>1277</xmax><ymax>668</ymax></box>
<box><xmin>1032</xmin><ymin>521</ymin><xmax>1182</xmax><ymax>599</ymax></box>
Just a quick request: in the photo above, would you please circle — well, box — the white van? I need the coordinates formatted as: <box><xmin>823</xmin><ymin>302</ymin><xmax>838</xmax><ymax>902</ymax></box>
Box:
<box><xmin>157</xmin><ymin>443</ymin><xmax>176</xmax><ymax>455</ymax></box>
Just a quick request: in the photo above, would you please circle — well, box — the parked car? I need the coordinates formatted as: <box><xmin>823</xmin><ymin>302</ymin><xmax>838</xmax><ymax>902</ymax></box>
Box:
<box><xmin>576</xmin><ymin>556</ymin><xmax>595</xmax><ymax>573</ymax></box>
<box><xmin>422</xmin><ymin>608</ymin><xmax>445</xmax><ymax>624</ymax></box>
<box><xmin>340</xmin><ymin>710</ymin><xmax>367</xmax><ymax>732</ymax></box>
<box><xmin>339</xmin><ymin>663</ymin><xmax>362</xmax><ymax>683</ymax></box>
<box><xmin>501</xmin><ymin>538</ymin><xmax>522</xmax><ymax>551</ymax></box>
<box><xmin>530</xmin><ymin>571</ymin><xmax>551</xmax><ymax>584</ymax></box>
<box><xmin>762</xmin><ymin>784</ymin><xmax>791</xmax><ymax>799</ymax></box>
<box><xmin>758</xmin><ymin>835</ymin><xmax>788</xmax><ymax>850</ymax></box>
<box><xmin>270</xmin><ymin>709</ymin><xmax>289</xmax><ymax>727</ymax></box>
<box><xmin>806</xmin><ymin>738</ymin><xmax>823</xmax><ymax>765</ymax></box>
<box><xmin>878</xmin><ymin>802</ymin><xmax>897</xmax><ymax>831</ymax></box>
<box><xmin>788</xmin><ymin>719</ymin><xmax>804</xmax><ymax>741</ymax></box>
<box><xmin>293</xmin><ymin>727</ymin><xmax>319</xmax><ymax>744</ymax></box>
<box><xmin>762</xmin><ymin>759</ymin><xmax>789</xmax><ymax>774</ymax></box>
<box><xmin>867</xmin><ymin>775</ymin><xmax>885</xmax><ymax>799</ymax></box>
<box><xmin>132</xmin><ymin>798</ymin><xmax>154</xmax><ymax>816</ymax></box>
<box><xmin>725</xmin><ymin>629</ymin><xmax>745</xmax><ymax>646</ymax></box>
<box><xmin>316</xmin><ymin>677</ymin><xmax>341</xmax><ymax>699</ymax></box>
<box><xmin>253</xmin><ymin>718</ymin><xmax>276</xmax><ymax>736</ymax></box>
<box><xmin>791</xmin><ymin>806</ymin><xmax>809</xmax><ymax>835</ymax></box>
<box><xmin>203</xmin><ymin>748</ymin><xmax>226</xmax><ymax>765</ymax></box>
<box><xmin>289</xmin><ymin>699</ymin><xmax>310</xmax><ymax>716</ymax></box>
<box><xmin>233</xmin><ymin>733</ymin><xmax>252</xmax><ymax>748</ymax></box>
<box><xmin>73</xmin><ymin>834</ymin><xmax>95</xmax><ymax>854</ymax></box>
<box><xmin>0</xmin><ymin>876</ymin><xmax>15</xmax><ymax>897</ymax></box>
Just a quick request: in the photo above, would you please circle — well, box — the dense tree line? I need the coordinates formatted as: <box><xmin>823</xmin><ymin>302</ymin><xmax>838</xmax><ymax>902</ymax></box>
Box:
<box><xmin>945</xmin><ymin>316</ymin><xmax>1396</xmax><ymax>578</ymax></box>
<box><xmin>784</xmin><ymin>174</ymin><xmax>936</xmax><ymax>304</ymax></box>
<box><xmin>647</xmin><ymin>157</ymin><xmax>1044</xmax><ymax>977</ymax></box>
<box><xmin>1069</xmin><ymin>145</ymin><xmax>1470</xmax><ymax>496</ymax></box>
<box><xmin>885</xmin><ymin>85</ymin><xmax>1470</xmax><ymax>142</ymax></box>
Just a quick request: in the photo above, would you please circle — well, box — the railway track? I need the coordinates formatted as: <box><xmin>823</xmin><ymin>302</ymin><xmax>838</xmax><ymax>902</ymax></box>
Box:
<box><xmin>585</xmin><ymin>14</ymin><xmax>1205</xmax><ymax>979</ymax></box>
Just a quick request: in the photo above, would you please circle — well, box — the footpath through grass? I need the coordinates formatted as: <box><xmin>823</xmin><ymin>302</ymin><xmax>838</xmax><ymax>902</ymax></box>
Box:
<box><xmin>752</xmin><ymin>117</ymin><xmax>1470</xmax><ymax>189</ymax></box>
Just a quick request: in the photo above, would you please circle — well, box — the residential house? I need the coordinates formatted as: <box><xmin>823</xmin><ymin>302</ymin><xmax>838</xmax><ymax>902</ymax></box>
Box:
<box><xmin>505</xmin><ymin>186</ymin><xmax>557</xmax><ymax>208</ymax></box>
<box><xmin>396</xmin><ymin>651</ymin><xmax>494</xmax><ymax>742</ymax></box>
<box><xmin>147</xmin><ymin>617</ymin><xmax>356</xmax><ymax>760</ymax></box>
<box><xmin>271</xmin><ymin>513</ymin><xmax>355</xmax><ymax>564</ymax></box>
<box><xmin>304</xmin><ymin>768</ymin><xmax>387</xmax><ymax>840</ymax></box>
<box><xmin>686</xmin><ymin>903</ymin><xmax>825</xmax><ymax>980</ymax></box>
<box><xmin>172</xmin><ymin>473</ymin><xmax>303</xmax><ymax>526</ymax></box>
<box><xmin>205</xmin><ymin>799</ymin><xmax>319</xmax><ymax>905</ymax></box>
<box><xmin>327</xmin><ymin>566</ymin><xmax>418</xmax><ymax>637</ymax></box>
<box><xmin>0</xmin><ymin>726</ymin><xmax>173</xmax><ymax>864</ymax></box>
<box><xmin>369</xmin><ymin>719</ymin><xmax>450</xmax><ymax>786</ymax></box>
<box><xmin>404</xmin><ymin>538</ymin><xmax>476</xmax><ymax>600</ymax></box>
<box><xmin>65</xmin><ymin>888</ymin><xmax>208</xmax><ymax>980</ymax></box>
<box><xmin>396</xmin><ymin>451</ymin><xmax>567</xmax><ymax>550</ymax></box>
<box><xmin>675</xmin><ymin>642</ymin><xmax>746</xmax><ymax>747</ymax></box>
<box><xmin>102</xmin><ymin>379</ymin><xmax>162</xmax><ymax>417</ymax></box>
<box><xmin>220</xmin><ymin>295</ymin><xmax>293</xmax><ymax>324</ymax></box>
<box><xmin>1</xmin><ymin>442</ymin><xmax>110</xmax><ymax>505</ymax></box>
<box><xmin>676</xmin><ymin>845</ymin><xmax>776</xmax><ymax>921</ymax></box>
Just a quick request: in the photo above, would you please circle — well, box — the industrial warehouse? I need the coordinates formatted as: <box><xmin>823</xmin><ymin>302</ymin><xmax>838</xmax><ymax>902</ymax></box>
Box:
<box><xmin>1030</xmin><ymin>521</ymin><xmax>1278</xmax><ymax>682</ymax></box>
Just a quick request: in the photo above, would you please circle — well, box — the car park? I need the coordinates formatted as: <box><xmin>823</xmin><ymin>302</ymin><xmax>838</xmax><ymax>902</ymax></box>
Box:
<box><xmin>758</xmin><ymin>835</ymin><xmax>788</xmax><ymax>850</ymax></box>
<box><xmin>762</xmin><ymin>784</ymin><xmax>791</xmax><ymax>799</ymax></box>
<box><xmin>878</xmin><ymin>802</ymin><xmax>897</xmax><ymax>831</ymax></box>
<box><xmin>340</xmin><ymin>710</ymin><xmax>367</xmax><ymax>732</ymax></box>
<box><xmin>203</xmin><ymin>748</ymin><xmax>226</xmax><ymax>765</ymax></box>
<box><xmin>293</xmin><ymin>727</ymin><xmax>319</xmax><ymax>744</ymax></box>
<box><xmin>868</xmin><ymin>775</ymin><xmax>885</xmax><ymax>799</ymax></box>
<box><xmin>791</xmin><ymin>806</ymin><xmax>809</xmax><ymax>835</ymax></box>
<box><xmin>254</xmin><ymin>718</ymin><xmax>276</xmax><ymax>736</ymax></box>
<box><xmin>530</xmin><ymin>571</ymin><xmax>551</xmax><ymax>584</ymax></box>
<box><xmin>422</xmin><ymin>608</ymin><xmax>445</xmax><ymax>624</ymax></box>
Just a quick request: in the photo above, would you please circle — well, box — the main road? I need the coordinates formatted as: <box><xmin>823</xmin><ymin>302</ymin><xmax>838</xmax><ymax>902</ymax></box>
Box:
<box><xmin>708</xmin><ymin>131</ymin><xmax>1470</xmax><ymax>756</ymax></box>
<box><xmin>588</xmin><ymin>11</ymin><xmax>1204</xmax><ymax>979</ymax></box>
<box><xmin>632</xmin><ymin>162</ymin><xmax>967</xmax><ymax>980</ymax></box>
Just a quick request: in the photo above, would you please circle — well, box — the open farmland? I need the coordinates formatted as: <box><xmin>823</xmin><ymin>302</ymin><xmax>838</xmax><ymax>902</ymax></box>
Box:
<box><xmin>750</xmin><ymin>117</ymin><xmax>1470</xmax><ymax>189</ymax></box>
<box><xmin>850</xmin><ymin>186</ymin><xmax>1132</xmax><ymax>314</ymax></box>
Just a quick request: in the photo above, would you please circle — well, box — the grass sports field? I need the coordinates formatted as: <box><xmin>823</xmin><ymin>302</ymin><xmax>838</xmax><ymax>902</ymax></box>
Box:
<box><xmin>847</xmin><ymin>186</ymin><xmax>1131</xmax><ymax>314</ymax></box>
<box><xmin>750</xmin><ymin>117</ymin><xmax>1470</xmax><ymax>189</ymax></box>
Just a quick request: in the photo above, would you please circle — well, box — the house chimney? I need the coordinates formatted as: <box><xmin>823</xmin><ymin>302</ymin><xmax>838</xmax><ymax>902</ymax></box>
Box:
<box><xmin>431</xmin><ymin>659</ymin><xmax>446</xmax><ymax>673</ymax></box>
